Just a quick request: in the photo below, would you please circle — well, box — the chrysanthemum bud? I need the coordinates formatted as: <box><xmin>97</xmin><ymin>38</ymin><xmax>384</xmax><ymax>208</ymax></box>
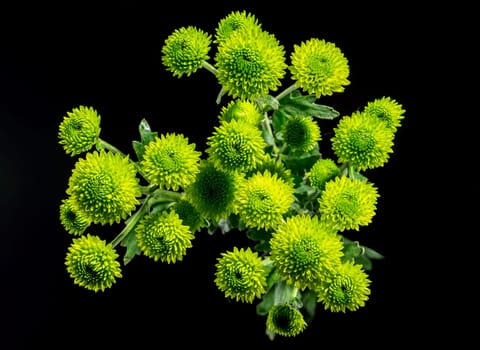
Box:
<box><xmin>306</xmin><ymin>158</ymin><xmax>340</xmax><ymax>192</ymax></box>
<box><xmin>66</xmin><ymin>150</ymin><xmax>141</xmax><ymax>225</ymax></box>
<box><xmin>162</xmin><ymin>26</ymin><xmax>212</xmax><ymax>78</ymax></box>
<box><xmin>59</xmin><ymin>197</ymin><xmax>91</xmax><ymax>235</ymax></box>
<box><xmin>58</xmin><ymin>105</ymin><xmax>101</xmax><ymax>156</ymax></box>
<box><xmin>214</xmin><ymin>247</ymin><xmax>268</xmax><ymax>303</ymax></box>
<box><xmin>266</xmin><ymin>303</ymin><xmax>307</xmax><ymax>337</ymax></box>
<box><xmin>135</xmin><ymin>210</ymin><xmax>194</xmax><ymax>263</ymax></box>
<box><xmin>281</xmin><ymin>115</ymin><xmax>321</xmax><ymax>153</ymax></box>
<box><xmin>289</xmin><ymin>38</ymin><xmax>350</xmax><ymax>98</ymax></box>
<box><xmin>65</xmin><ymin>234</ymin><xmax>122</xmax><ymax>292</ymax></box>
<box><xmin>362</xmin><ymin>96</ymin><xmax>406</xmax><ymax>132</ymax></box>
<box><xmin>141</xmin><ymin>133</ymin><xmax>201</xmax><ymax>191</ymax></box>
<box><xmin>218</xmin><ymin>99</ymin><xmax>264</xmax><ymax>126</ymax></box>
<box><xmin>214</xmin><ymin>10</ymin><xmax>262</xmax><ymax>44</ymax></box>
<box><xmin>316</xmin><ymin>260</ymin><xmax>371</xmax><ymax>312</ymax></box>
<box><xmin>318</xmin><ymin>176</ymin><xmax>379</xmax><ymax>231</ymax></box>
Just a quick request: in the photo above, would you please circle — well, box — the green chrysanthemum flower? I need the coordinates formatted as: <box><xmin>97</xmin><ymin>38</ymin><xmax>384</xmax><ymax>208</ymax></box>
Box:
<box><xmin>214</xmin><ymin>10</ymin><xmax>262</xmax><ymax>44</ymax></box>
<box><xmin>162</xmin><ymin>26</ymin><xmax>212</xmax><ymax>78</ymax></box>
<box><xmin>136</xmin><ymin>210</ymin><xmax>194</xmax><ymax>263</ymax></box>
<box><xmin>206</xmin><ymin>119</ymin><xmax>266</xmax><ymax>173</ymax></box>
<box><xmin>170</xmin><ymin>197</ymin><xmax>206</xmax><ymax>233</ymax></box>
<box><xmin>218</xmin><ymin>99</ymin><xmax>264</xmax><ymax>126</ymax></box>
<box><xmin>215</xmin><ymin>27</ymin><xmax>287</xmax><ymax>100</ymax></box>
<box><xmin>316</xmin><ymin>260</ymin><xmax>371</xmax><ymax>312</ymax></box>
<box><xmin>214</xmin><ymin>247</ymin><xmax>268</xmax><ymax>303</ymax></box>
<box><xmin>235</xmin><ymin>170</ymin><xmax>295</xmax><ymax>230</ymax></box>
<box><xmin>318</xmin><ymin>176</ymin><xmax>379</xmax><ymax>232</ymax></box>
<box><xmin>247</xmin><ymin>153</ymin><xmax>295</xmax><ymax>186</ymax></box>
<box><xmin>65</xmin><ymin>234</ymin><xmax>122</xmax><ymax>292</ymax></box>
<box><xmin>362</xmin><ymin>96</ymin><xmax>406</xmax><ymax>132</ymax></box>
<box><xmin>185</xmin><ymin>160</ymin><xmax>239</xmax><ymax>221</ymax></box>
<box><xmin>66</xmin><ymin>151</ymin><xmax>141</xmax><ymax>225</ymax></box>
<box><xmin>141</xmin><ymin>133</ymin><xmax>201</xmax><ymax>190</ymax></box>
<box><xmin>289</xmin><ymin>38</ymin><xmax>350</xmax><ymax>98</ymax></box>
<box><xmin>281</xmin><ymin>115</ymin><xmax>321</xmax><ymax>153</ymax></box>
<box><xmin>58</xmin><ymin>105</ymin><xmax>101</xmax><ymax>156</ymax></box>
<box><xmin>306</xmin><ymin>158</ymin><xmax>340</xmax><ymax>192</ymax></box>
<box><xmin>59</xmin><ymin>197</ymin><xmax>91</xmax><ymax>235</ymax></box>
<box><xmin>269</xmin><ymin>215</ymin><xmax>344</xmax><ymax>290</ymax></box>
<box><xmin>331</xmin><ymin>111</ymin><xmax>394</xmax><ymax>171</ymax></box>
<box><xmin>266</xmin><ymin>303</ymin><xmax>307</xmax><ymax>337</ymax></box>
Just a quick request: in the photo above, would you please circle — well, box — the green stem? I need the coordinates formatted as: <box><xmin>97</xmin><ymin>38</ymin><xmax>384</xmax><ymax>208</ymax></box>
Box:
<box><xmin>275</xmin><ymin>83</ymin><xmax>299</xmax><ymax>101</ymax></box>
<box><xmin>152</xmin><ymin>189</ymin><xmax>184</xmax><ymax>202</ymax></box>
<box><xmin>110</xmin><ymin>198</ymin><xmax>150</xmax><ymax>248</ymax></box>
<box><xmin>202</xmin><ymin>61</ymin><xmax>218</xmax><ymax>76</ymax></box>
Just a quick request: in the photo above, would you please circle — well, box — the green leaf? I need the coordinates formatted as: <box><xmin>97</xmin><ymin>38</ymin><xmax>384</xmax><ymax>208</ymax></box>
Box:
<box><xmin>272</xmin><ymin>109</ymin><xmax>287</xmax><ymax>132</ymax></box>
<box><xmin>132</xmin><ymin>118</ymin><xmax>158</xmax><ymax>161</ymax></box>
<box><xmin>246</xmin><ymin>228</ymin><xmax>272</xmax><ymax>241</ymax></box>
<box><xmin>120</xmin><ymin>229</ymin><xmax>142</xmax><ymax>265</ymax></box>
<box><xmin>355</xmin><ymin>255</ymin><xmax>373</xmax><ymax>271</ymax></box>
<box><xmin>254</xmin><ymin>240</ymin><xmax>271</xmax><ymax>252</ymax></box>
<box><xmin>256</xmin><ymin>285</ymin><xmax>276</xmax><ymax>316</ymax></box>
<box><xmin>255</xmin><ymin>95</ymin><xmax>279</xmax><ymax>112</ymax></box>
<box><xmin>364</xmin><ymin>246</ymin><xmax>384</xmax><ymax>260</ymax></box>
<box><xmin>278</xmin><ymin>90</ymin><xmax>339</xmax><ymax>119</ymax></box>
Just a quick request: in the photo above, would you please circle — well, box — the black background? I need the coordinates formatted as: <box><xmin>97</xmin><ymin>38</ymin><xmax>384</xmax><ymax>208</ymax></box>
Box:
<box><xmin>1</xmin><ymin>2</ymin><xmax>457</xmax><ymax>349</ymax></box>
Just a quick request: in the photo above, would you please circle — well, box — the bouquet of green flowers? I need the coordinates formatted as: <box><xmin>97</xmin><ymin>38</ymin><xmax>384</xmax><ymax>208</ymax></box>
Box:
<box><xmin>58</xmin><ymin>10</ymin><xmax>405</xmax><ymax>340</ymax></box>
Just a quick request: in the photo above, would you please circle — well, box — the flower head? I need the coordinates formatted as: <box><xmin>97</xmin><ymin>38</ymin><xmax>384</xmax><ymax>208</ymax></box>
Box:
<box><xmin>59</xmin><ymin>197</ymin><xmax>91</xmax><ymax>235</ymax></box>
<box><xmin>215</xmin><ymin>27</ymin><xmax>287</xmax><ymax>100</ymax></box>
<box><xmin>185</xmin><ymin>160</ymin><xmax>239</xmax><ymax>221</ymax></box>
<box><xmin>289</xmin><ymin>38</ymin><xmax>350</xmax><ymax>98</ymax></box>
<box><xmin>141</xmin><ymin>133</ymin><xmax>201</xmax><ymax>190</ymax></box>
<box><xmin>306</xmin><ymin>158</ymin><xmax>340</xmax><ymax>192</ymax></box>
<box><xmin>318</xmin><ymin>176</ymin><xmax>379</xmax><ymax>231</ymax></box>
<box><xmin>135</xmin><ymin>210</ymin><xmax>194</xmax><ymax>263</ymax></box>
<box><xmin>362</xmin><ymin>96</ymin><xmax>406</xmax><ymax>132</ymax></box>
<box><xmin>58</xmin><ymin>105</ymin><xmax>101</xmax><ymax>156</ymax></box>
<box><xmin>66</xmin><ymin>151</ymin><xmax>141</xmax><ymax>225</ymax></box>
<box><xmin>218</xmin><ymin>99</ymin><xmax>264</xmax><ymax>126</ymax></box>
<box><xmin>206</xmin><ymin>119</ymin><xmax>266</xmax><ymax>173</ymax></box>
<box><xmin>281</xmin><ymin>115</ymin><xmax>321</xmax><ymax>153</ymax></box>
<box><xmin>235</xmin><ymin>170</ymin><xmax>295</xmax><ymax>230</ymax></box>
<box><xmin>269</xmin><ymin>215</ymin><xmax>344</xmax><ymax>290</ymax></box>
<box><xmin>331</xmin><ymin>111</ymin><xmax>394</xmax><ymax>171</ymax></box>
<box><xmin>65</xmin><ymin>234</ymin><xmax>122</xmax><ymax>292</ymax></box>
<box><xmin>266</xmin><ymin>303</ymin><xmax>307</xmax><ymax>337</ymax></box>
<box><xmin>214</xmin><ymin>10</ymin><xmax>262</xmax><ymax>44</ymax></box>
<box><xmin>214</xmin><ymin>247</ymin><xmax>268</xmax><ymax>303</ymax></box>
<box><xmin>162</xmin><ymin>26</ymin><xmax>212</xmax><ymax>78</ymax></box>
<box><xmin>316</xmin><ymin>260</ymin><xmax>371</xmax><ymax>312</ymax></box>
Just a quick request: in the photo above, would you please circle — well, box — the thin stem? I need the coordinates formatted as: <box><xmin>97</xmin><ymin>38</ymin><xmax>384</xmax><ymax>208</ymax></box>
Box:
<box><xmin>152</xmin><ymin>188</ymin><xmax>184</xmax><ymax>202</ymax></box>
<box><xmin>110</xmin><ymin>198</ymin><xmax>150</xmax><ymax>248</ymax></box>
<box><xmin>202</xmin><ymin>61</ymin><xmax>218</xmax><ymax>76</ymax></box>
<box><xmin>275</xmin><ymin>83</ymin><xmax>299</xmax><ymax>101</ymax></box>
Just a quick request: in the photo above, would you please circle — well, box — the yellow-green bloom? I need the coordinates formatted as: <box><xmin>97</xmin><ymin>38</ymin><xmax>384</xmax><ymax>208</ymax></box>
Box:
<box><xmin>306</xmin><ymin>158</ymin><xmax>340</xmax><ymax>192</ymax></box>
<box><xmin>270</xmin><ymin>215</ymin><xmax>343</xmax><ymax>290</ymax></box>
<box><xmin>266</xmin><ymin>303</ymin><xmax>307</xmax><ymax>337</ymax></box>
<box><xmin>214</xmin><ymin>247</ymin><xmax>268</xmax><ymax>303</ymax></box>
<box><xmin>141</xmin><ymin>133</ymin><xmax>201</xmax><ymax>191</ymax></box>
<box><xmin>318</xmin><ymin>176</ymin><xmax>378</xmax><ymax>232</ymax></box>
<box><xmin>235</xmin><ymin>170</ymin><xmax>295</xmax><ymax>230</ymax></box>
<box><xmin>58</xmin><ymin>105</ymin><xmax>101</xmax><ymax>156</ymax></box>
<box><xmin>215</xmin><ymin>27</ymin><xmax>287</xmax><ymax>100</ymax></box>
<box><xmin>281</xmin><ymin>115</ymin><xmax>321</xmax><ymax>153</ymax></box>
<box><xmin>162</xmin><ymin>26</ymin><xmax>212</xmax><ymax>78</ymax></box>
<box><xmin>218</xmin><ymin>99</ymin><xmax>264</xmax><ymax>126</ymax></box>
<box><xmin>185</xmin><ymin>160</ymin><xmax>239</xmax><ymax>221</ymax></box>
<box><xmin>170</xmin><ymin>197</ymin><xmax>206</xmax><ymax>233</ymax></box>
<box><xmin>362</xmin><ymin>96</ymin><xmax>406</xmax><ymax>132</ymax></box>
<box><xmin>136</xmin><ymin>210</ymin><xmax>194</xmax><ymax>263</ymax></box>
<box><xmin>289</xmin><ymin>38</ymin><xmax>350</xmax><ymax>98</ymax></box>
<box><xmin>67</xmin><ymin>151</ymin><xmax>141</xmax><ymax>225</ymax></box>
<box><xmin>214</xmin><ymin>10</ymin><xmax>262</xmax><ymax>44</ymax></box>
<box><xmin>206</xmin><ymin>119</ymin><xmax>266</xmax><ymax>173</ymax></box>
<box><xmin>65</xmin><ymin>234</ymin><xmax>122</xmax><ymax>292</ymax></box>
<box><xmin>59</xmin><ymin>197</ymin><xmax>91</xmax><ymax>235</ymax></box>
<box><xmin>316</xmin><ymin>260</ymin><xmax>371</xmax><ymax>312</ymax></box>
<box><xmin>331</xmin><ymin>111</ymin><xmax>394</xmax><ymax>171</ymax></box>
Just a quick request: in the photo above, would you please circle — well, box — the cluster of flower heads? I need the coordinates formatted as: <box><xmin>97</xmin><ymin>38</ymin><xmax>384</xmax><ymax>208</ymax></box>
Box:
<box><xmin>58</xmin><ymin>10</ymin><xmax>405</xmax><ymax>340</ymax></box>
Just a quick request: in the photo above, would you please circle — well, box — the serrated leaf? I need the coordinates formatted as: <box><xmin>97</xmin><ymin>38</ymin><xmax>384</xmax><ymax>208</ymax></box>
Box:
<box><xmin>364</xmin><ymin>246</ymin><xmax>384</xmax><ymax>260</ymax></box>
<box><xmin>138</xmin><ymin>118</ymin><xmax>158</xmax><ymax>144</ymax></box>
<box><xmin>132</xmin><ymin>140</ymin><xmax>145</xmax><ymax>161</ymax></box>
<box><xmin>355</xmin><ymin>255</ymin><xmax>373</xmax><ymax>271</ymax></box>
<box><xmin>256</xmin><ymin>95</ymin><xmax>279</xmax><ymax>111</ymax></box>
<box><xmin>278</xmin><ymin>90</ymin><xmax>339</xmax><ymax>119</ymax></box>
<box><xmin>120</xmin><ymin>230</ymin><xmax>142</xmax><ymax>265</ymax></box>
